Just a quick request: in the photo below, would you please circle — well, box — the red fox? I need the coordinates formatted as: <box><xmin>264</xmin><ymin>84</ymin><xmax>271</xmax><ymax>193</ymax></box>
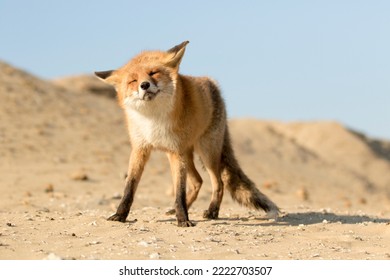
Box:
<box><xmin>95</xmin><ymin>41</ymin><xmax>279</xmax><ymax>227</ymax></box>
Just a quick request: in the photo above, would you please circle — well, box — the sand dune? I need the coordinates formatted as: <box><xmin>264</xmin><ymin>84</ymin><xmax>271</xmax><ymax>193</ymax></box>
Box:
<box><xmin>1</xmin><ymin>61</ymin><xmax>389</xmax><ymax>260</ymax></box>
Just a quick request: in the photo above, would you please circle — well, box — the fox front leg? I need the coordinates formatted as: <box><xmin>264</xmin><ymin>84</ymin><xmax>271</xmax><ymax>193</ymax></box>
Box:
<box><xmin>108</xmin><ymin>147</ymin><xmax>151</xmax><ymax>222</ymax></box>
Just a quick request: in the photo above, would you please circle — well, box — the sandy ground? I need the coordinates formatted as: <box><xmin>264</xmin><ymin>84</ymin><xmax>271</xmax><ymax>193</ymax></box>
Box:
<box><xmin>1</xmin><ymin>61</ymin><xmax>390</xmax><ymax>260</ymax></box>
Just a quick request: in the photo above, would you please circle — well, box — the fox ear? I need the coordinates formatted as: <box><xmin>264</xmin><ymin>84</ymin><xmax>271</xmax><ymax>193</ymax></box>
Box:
<box><xmin>165</xmin><ymin>41</ymin><xmax>189</xmax><ymax>68</ymax></box>
<box><xmin>94</xmin><ymin>70</ymin><xmax>120</xmax><ymax>86</ymax></box>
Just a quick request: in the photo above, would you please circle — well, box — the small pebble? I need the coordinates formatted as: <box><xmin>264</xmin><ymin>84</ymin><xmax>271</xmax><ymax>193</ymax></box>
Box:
<box><xmin>112</xmin><ymin>193</ymin><xmax>122</xmax><ymax>200</ymax></box>
<box><xmin>138</xmin><ymin>241</ymin><xmax>149</xmax><ymax>247</ymax></box>
<box><xmin>149</xmin><ymin>252</ymin><xmax>160</xmax><ymax>259</ymax></box>
<box><xmin>71</xmin><ymin>171</ymin><xmax>89</xmax><ymax>181</ymax></box>
<box><xmin>262</xmin><ymin>180</ymin><xmax>277</xmax><ymax>190</ymax></box>
<box><xmin>297</xmin><ymin>224</ymin><xmax>305</xmax><ymax>231</ymax></box>
<box><xmin>359</xmin><ymin>198</ymin><xmax>367</xmax><ymax>204</ymax></box>
<box><xmin>44</xmin><ymin>253</ymin><xmax>62</xmax><ymax>260</ymax></box>
<box><xmin>296</xmin><ymin>187</ymin><xmax>309</xmax><ymax>201</ymax></box>
<box><xmin>44</xmin><ymin>184</ymin><xmax>54</xmax><ymax>193</ymax></box>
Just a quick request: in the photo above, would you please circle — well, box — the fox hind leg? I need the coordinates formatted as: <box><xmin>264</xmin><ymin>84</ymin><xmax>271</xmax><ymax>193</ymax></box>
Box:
<box><xmin>196</xmin><ymin>142</ymin><xmax>224</xmax><ymax>220</ymax></box>
<box><xmin>166</xmin><ymin>151</ymin><xmax>202</xmax><ymax>215</ymax></box>
<box><xmin>185</xmin><ymin>151</ymin><xmax>203</xmax><ymax>209</ymax></box>
<box><xmin>202</xmin><ymin>163</ymin><xmax>223</xmax><ymax>219</ymax></box>
<box><xmin>169</xmin><ymin>152</ymin><xmax>194</xmax><ymax>227</ymax></box>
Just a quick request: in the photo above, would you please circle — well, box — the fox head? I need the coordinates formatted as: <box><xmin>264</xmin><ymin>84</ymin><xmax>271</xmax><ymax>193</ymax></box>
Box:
<box><xmin>95</xmin><ymin>41</ymin><xmax>189</xmax><ymax>112</ymax></box>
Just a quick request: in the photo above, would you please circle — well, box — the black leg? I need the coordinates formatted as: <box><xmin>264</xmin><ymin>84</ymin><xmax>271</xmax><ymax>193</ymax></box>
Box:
<box><xmin>107</xmin><ymin>147</ymin><xmax>151</xmax><ymax>223</ymax></box>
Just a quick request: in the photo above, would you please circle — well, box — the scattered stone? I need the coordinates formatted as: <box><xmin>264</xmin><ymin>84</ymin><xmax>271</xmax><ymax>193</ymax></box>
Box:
<box><xmin>120</xmin><ymin>172</ymin><xmax>128</xmax><ymax>180</ymax></box>
<box><xmin>22</xmin><ymin>199</ymin><xmax>30</xmax><ymax>205</ymax></box>
<box><xmin>88</xmin><ymin>241</ymin><xmax>101</xmax><ymax>246</ymax></box>
<box><xmin>354</xmin><ymin>236</ymin><xmax>364</xmax><ymax>241</ymax></box>
<box><xmin>111</xmin><ymin>193</ymin><xmax>122</xmax><ymax>200</ymax></box>
<box><xmin>44</xmin><ymin>184</ymin><xmax>54</xmax><ymax>193</ymax></box>
<box><xmin>98</xmin><ymin>197</ymin><xmax>110</xmax><ymax>206</ymax></box>
<box><xmin>149</xmin><ymin>252</ymin><xmax>160</xmax><ymax>259</ymax></box>
<box><xmin>165</xmin><ymin>209</ymin><xmax>175</xmax><ymax>215</ymax></box>
<box><xmin>297</xmin><ymin>224</ymin><xmax>305</xmax><ymax>231</ymax></box>
<box><xmin>139</xmin><ymin>227</ymin><xmax>150</xmax><ymax>232</ymax></box>
<box><xmin>44</xmin><ymin>253</ymin><xmax>62</xmax><ymax>260</ymax></box>
<box><xmin>40</xmin><ymin>207</ymin><xmax>50</xmax><ymax>213</ymax></box>
<box><xmin>228</xmin><ymin>249</ymin><xmax>240</xmax><ymax>254</ymax></box>
<box><xmin>262</xmin><ymin>180</ymin><xmax>277</xmax><ymax>190</ymax></box>
<box><xmin>344</xmin><ymin>199</ymin><xmax>352</xmax><ymax>208</ymax></box>
<box><xmin>6</xmin><ymin>222</ymin><xmax>15</xmax><ymax>227</ymax></box>
<box><xmin>359</xmin><ymin>198</ymin><xmax>367</xmax><ymax>204</ymax></box>
<box><xmin>296</xmin><ymin>187</ymin><xmax>309</xmax><ymax>201</ymax></box>
<box><xmin>138</xmin><ymin>241</ymin><xmax>149</xmax><ymax>247</ymax></box>
<box><xmin>71</xmin><ymin>171</ymin><xmax>88</xmax><ymax>181</ymax></box>
<box><xmin>205</xmin><ymin>237</ymin><xmax>221</xmax><ymax>243</ymax></box>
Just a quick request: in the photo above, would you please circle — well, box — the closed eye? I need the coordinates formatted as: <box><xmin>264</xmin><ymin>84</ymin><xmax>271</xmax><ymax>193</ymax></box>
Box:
<box><xmin>149</xmin><ymin>71</ymin><xmax>159</xmax><ymax>77</ymax></box>
<box><xmin>128</xmin><ymin>79</ymin><xmax>137</xmax><ymax>84</ymax></box>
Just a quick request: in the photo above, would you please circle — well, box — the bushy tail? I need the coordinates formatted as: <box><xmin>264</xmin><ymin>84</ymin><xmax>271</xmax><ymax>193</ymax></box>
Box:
<box><xmin>220</xmin><ymin>127</ymin><xmax>279</xmax><ymax>216</ymax></box>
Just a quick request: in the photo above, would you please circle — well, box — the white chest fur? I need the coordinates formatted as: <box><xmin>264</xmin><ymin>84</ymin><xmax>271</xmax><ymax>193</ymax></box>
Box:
<box><xmin>126</xmin><ymin>107</ymin><xmax>179</xmax><ymax>151</ymax></box>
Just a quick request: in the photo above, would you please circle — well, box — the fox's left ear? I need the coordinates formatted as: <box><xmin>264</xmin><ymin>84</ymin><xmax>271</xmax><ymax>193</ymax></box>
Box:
<box><xmin>165</xmin><ymin>41</ymin><xmax>189</xmax><ymax>68</ymax></box>
<box><xmin>94</xmin><ymin>70</ymin><xmax>120</xmax><ymax>86</ymax></box>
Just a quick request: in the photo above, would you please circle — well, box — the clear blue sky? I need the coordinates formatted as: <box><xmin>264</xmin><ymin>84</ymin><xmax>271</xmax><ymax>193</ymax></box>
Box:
<box><xmin>1</xmin><ymin>0</ymin><xmax>389</xmax><ymax>139</ymax></box>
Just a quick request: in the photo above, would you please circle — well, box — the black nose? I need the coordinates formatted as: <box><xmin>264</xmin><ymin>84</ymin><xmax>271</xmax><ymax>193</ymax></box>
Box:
<box><xmin>140</xmin><ymin>81</ymin><xmax>150</xmax><ymax>90</ymax></box>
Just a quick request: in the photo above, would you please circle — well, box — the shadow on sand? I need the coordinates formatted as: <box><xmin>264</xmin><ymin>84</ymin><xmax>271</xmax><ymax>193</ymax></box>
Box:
<box><xmin>153</xmin><ymin>212</ymin><xmax>390</xmax><ymax>227</ymax></box>
<box><xmin>202</xmin><ymin>212</ymin><xmax>390</xmax><ymax>227</ymax></box>
<box><xmin>249</xmin><ymin>212</ymin><xmax>390</xmax><ymax>227</ymax></box>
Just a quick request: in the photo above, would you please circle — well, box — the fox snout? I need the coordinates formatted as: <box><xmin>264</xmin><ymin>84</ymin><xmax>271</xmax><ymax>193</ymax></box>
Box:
<box><xmin>140</xmin><ymin>81</ymin><xmax>150</xmax><ymax>90</ymax></box>
<box><xmin>138</xmin><ymin>80</ymin><xmax>159</xmax><ymax>101</ymax></box>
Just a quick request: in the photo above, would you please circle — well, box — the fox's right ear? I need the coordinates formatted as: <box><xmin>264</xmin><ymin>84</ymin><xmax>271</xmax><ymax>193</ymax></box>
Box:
<box><xmin>94</xmin><ymin>70</ymin><xmax>119</xmax><ymax>86</ymax></box>
<box><xmin>165</xmin><ymin>41</ymin><xmax>189</xmax><ymax>69</ymax></box>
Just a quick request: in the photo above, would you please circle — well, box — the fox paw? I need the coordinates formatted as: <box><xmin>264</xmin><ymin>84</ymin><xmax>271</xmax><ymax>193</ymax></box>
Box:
<box><xmin>107</xmin><ymin>213</ymin><xmax>127</xmax><ymax>223</ymax></box>
<box><xmin>177</xmin><ymin>220</ymin><xmax>195</xmax><ymax>227</ymax></box>
<box><xmin>203</xmin><ymin>209</ymin><xmax>219</xmax><ymax>220</ymax></box>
